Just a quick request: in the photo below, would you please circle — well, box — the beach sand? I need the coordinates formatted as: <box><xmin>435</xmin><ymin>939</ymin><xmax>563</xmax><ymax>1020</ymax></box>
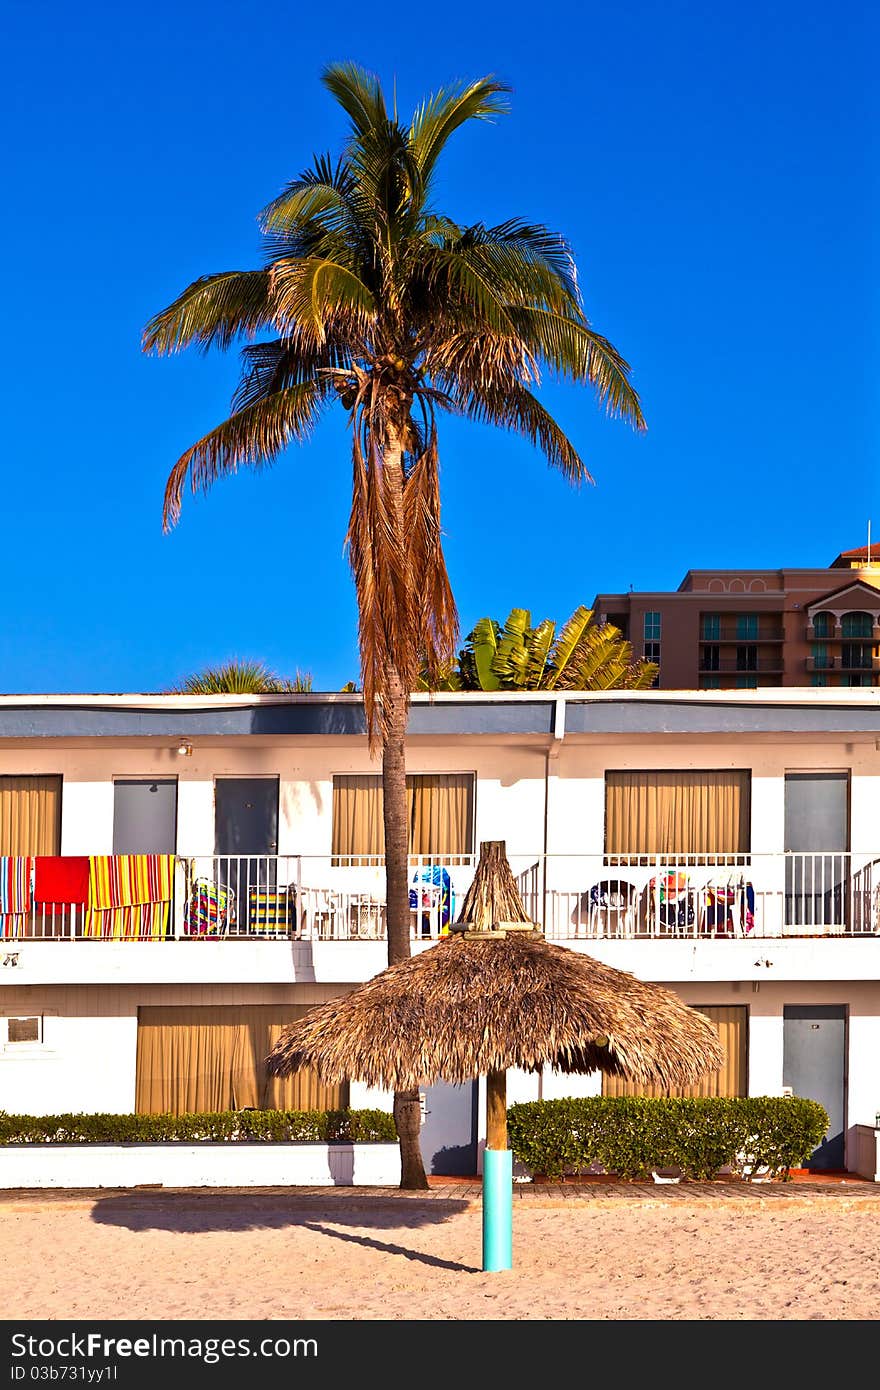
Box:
<box><xmin>3</xmin><ymin>1188</ymin><xmax>879</xmax><ymax>1321</ymax></box>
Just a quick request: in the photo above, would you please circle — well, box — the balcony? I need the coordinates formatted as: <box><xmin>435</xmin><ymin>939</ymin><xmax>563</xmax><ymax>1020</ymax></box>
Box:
<box><xmin>698</xmin><ymin>656</ymin><xmax>785</xmax><ymax>674</ymax></box>
<box><xmin>699</xmin><ymin>625</ymin><xmax>784</xmax><ymax>643</ymax></box>
<box><xmin>805</xmin><ymin>655</ymin><xmax>880</xmax><ymax>673</ymax></box>
<box><xmin>4</xmin><ymin>851</ymin><xmax>880</xmax><ymax>945</ymax></box>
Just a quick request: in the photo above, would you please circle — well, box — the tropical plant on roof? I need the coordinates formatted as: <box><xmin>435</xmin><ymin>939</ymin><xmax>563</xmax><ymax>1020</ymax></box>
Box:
<box><xmin>143</xmin><ymin>62</ymin><xmax>645</xmax><ymax>1188</ymax></box>
<box><xmin>419</xmin><ymin>605</ymin><xmax>657</xmax><ymax>690</ymax></box>
<box><xmin>172</xmin><ymin>659</ymin><xmax>313</xmax><ymax>694</ymax></box>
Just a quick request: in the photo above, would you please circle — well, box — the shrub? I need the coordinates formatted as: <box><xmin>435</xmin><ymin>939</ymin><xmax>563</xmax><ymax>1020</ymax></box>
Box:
<box><xmin>506</xmin><ymin>1096</ymin><xmax>828</xmax><ymax>1181</ymax></box>
<box><xmin>0</xmin><ymin>1108</ymin><xmax>397</xmax><ymax>1145</ymax></box>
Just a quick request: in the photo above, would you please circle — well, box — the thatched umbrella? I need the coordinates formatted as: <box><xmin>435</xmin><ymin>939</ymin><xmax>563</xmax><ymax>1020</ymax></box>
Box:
<box><xmin>268</xmin><ymin>841</ymin><xmax>724</xmax><ymax>1270</ymax></box>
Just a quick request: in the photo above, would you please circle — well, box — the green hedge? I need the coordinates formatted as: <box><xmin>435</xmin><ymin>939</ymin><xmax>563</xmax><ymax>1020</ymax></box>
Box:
<box><xmin>507</xmin><ymin>1096</ymin><xmax>829</xmax><ymax>1181</ymax></box>
<box><xmin>0</xmin><ymin>1108</ymin><xmax>397</xmax><ymax>1145</ymax></box>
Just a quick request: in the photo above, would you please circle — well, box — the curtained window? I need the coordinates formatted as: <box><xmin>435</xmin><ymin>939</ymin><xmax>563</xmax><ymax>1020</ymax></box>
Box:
<box><xmin>332</xmin><ymin>773</ymin><xmax>474</xmax><ymax>862</ymax></box>
<box><xmin>135</xmin><ymin>1005</ymin><xmax>348</xmax><ymax>1115</ymax></box>
<box><xmin>0</xmin><ymin>776</ymin><xmax>61</xmax><ymax>855</ymax></box>
<box><xmin>605</xmin><ymin>770</ymin><xmax>750</xmax><ymax>862</ymax></box>
<box><xmin>603</xmin><ymin>1005</ymin><xmax>747</xmax><ymax>1099</ymax></box>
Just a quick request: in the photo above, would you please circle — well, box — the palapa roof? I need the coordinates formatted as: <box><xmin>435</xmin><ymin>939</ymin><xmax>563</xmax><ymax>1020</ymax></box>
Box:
<box><xmin>266</xmin><ymin>929</ymin><xmax>725</xmax><ymax>1091</ymax></box>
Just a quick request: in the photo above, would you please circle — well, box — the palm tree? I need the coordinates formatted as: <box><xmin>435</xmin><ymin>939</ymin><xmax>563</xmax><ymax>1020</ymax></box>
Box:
<box><xmin>431</xmin><ymin>605</ymin><xmax>657</xmax><ymax>690</ymax></box>
<box><xmin>172</xmin><ymin>659</ymin><xmax>313</xmax><ymax>694</ymax></box>
<box><xmin>142</xmin><ymin>62</ymin><xmax>645</xmax><ymax>1188</ymax></box>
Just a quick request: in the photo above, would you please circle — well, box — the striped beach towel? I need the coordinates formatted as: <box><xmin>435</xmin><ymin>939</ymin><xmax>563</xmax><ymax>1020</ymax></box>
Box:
<box><xmin>85</xmin><ymin>854</ymin><xmax>175</xmax><ymax>940</ymax></box>
<box><xmin>0</xmin><ymin>856</ymin><xmax>32</xmax><ymax>937</ymax></box>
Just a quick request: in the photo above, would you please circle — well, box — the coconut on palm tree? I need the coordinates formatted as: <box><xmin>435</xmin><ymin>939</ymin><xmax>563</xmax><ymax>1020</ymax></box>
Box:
<box><xmin>142</xmin><ymin>62</ymin><xmax>645</xmax><ymax>1188</ymax></box>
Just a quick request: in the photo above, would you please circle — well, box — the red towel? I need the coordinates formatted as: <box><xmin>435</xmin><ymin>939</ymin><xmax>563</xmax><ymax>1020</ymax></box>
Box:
<box><xmin>34</xmin><ymin>856</ymin><xmax>90</xmax><ymax>904</ymax></box>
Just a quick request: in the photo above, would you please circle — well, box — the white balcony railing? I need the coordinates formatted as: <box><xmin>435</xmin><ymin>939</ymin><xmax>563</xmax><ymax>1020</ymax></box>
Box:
<box><xmin>5</xmin><ymin>851</ymin><xmax>880</xmax><ymax>942</ymax></box>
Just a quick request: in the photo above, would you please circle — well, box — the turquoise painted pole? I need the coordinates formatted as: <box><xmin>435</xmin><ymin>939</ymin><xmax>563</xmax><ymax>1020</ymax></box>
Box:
<box><xmin>482</xmin><ymin>1147</ymin><xmax>513</xmax><ymax>1271</ymax></box>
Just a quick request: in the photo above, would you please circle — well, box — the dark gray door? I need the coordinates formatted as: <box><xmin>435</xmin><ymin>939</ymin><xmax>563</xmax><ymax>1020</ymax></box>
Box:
<box><xmin>419</xmin><ymin>1080</ymin><xmax>477</xmax><ymax>1177</ymax></box>
<box><xmin>784</xmin><ymin>773</ymin><xmax>849</xmax><ymax>927</ymax></box>
<box><xmin>783</xmin><ymin>1005</ymin><xmax>846</xmax><ymax>1170</ymax></box>
<box><xmin>113</xmin><ymin>780</ymin><xmax>177</xmax><ymax>854</ymax></box>
<box><xmin>214</xmin><ymin>778</ymin><xmax>279</xmax><ymax>930</ymax></box>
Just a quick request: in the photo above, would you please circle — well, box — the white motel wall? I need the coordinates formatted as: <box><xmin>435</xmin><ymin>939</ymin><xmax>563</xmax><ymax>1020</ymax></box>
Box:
<box><xmin>0</xmin><ymin>690</ymin><xmax>878</xmax><ymax>1177</ymax></box>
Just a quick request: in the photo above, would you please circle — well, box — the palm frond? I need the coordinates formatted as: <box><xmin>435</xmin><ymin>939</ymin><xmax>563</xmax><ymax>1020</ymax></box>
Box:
<box><xmin>142</xmin><ymin>271</ymin><xmax>273</xmax><ymax>356</ymax></box>
<box><xmin>258</xmin><ymin>154</ymin><xmax>354</xmax><ymax>234</ymax></box>
<box><xmin>545</xmin><ymin>605</ymin><xmax>593</xmax><ymax>688</ymax></box>
<box><xmin>271</xmin><ymin>257</ymin><xmax>376</xmax><ymax>342</ymax></box>
<box><xmin>409</xmin><ymin>78</ymin><xmax>511</xmax><ymax>185</ymax></box>
<box><xmin>450</xmin><ymin>379</ymin><xmax>592</xmax><ymax>484</ymax></box>
<box><xmin>171</xmin><ymin>658</ymin><xmax>312</xmax><ymax>694</ymax></box>
<box><xmin>231</xmin><ymin>336</ymin><xmax>353</xmax><ymax>413</ymax></box>
<box><xmin>508</xmin><ymin>307</ymin><xmax>646</xmax><ymax>427</ymax></box>
<box><xmin>322</xmin><ymin>61</ymin><xmax>388</xmax><ymax>136</ymax></box>
<box><xmin>163</xmin><ymin>381</ymin><xmax>327</xmax><ymax>530</ymax></box>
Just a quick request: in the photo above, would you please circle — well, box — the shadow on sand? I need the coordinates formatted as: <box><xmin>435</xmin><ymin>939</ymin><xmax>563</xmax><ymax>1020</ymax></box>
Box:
<box><xmin>88</xmin><ymin>1191</ymin><xmax>479</xmax><ymax>1273</ymax></box>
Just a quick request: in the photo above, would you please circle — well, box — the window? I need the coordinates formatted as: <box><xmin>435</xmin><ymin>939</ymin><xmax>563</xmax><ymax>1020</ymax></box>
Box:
<box><xmin>841</xmin><ymin>673</ymin><xmax>872</xmax><ymax>687</ymax></box>
<box><xmin>841</xmin><ymin>643</ymin><xmax>872</xmax><ymax>670</ymax></box>
<box><xmin>604</xmin><ymin>770</ymin><xmax>751</xmax><ymax>860</ymax></box>
<box><xmin>841</xmin><ymin>611</ymin><xmax>872</xmax><ymax>638</ymax></box>
<box><xmin>332</xmin><ymin>773</ymin><xmax>475</xmax><ymax>861</ymax></box>
<box><xmin>701</xmin><ymin>613</ymin><xmax>721</xmax><ymax>640</ymax></box>
<box><xmin>736</xmin><ymin>645</ymin><xmax>758</xmax><ymax>671</ymax></box>
<box><xmin>644</xmin><ymin>641</ymin><xmax>661</xmax><ymax>665</ymax></box>
<box><xmin>0</xmin><ymin>777</ymin><xmax>61</xmax><ymax>855</ymax></box>
<box><xmin>736</xmin><ymin>613</ymin><xmax>758</xmax><ymax>641</ymax></box>
<box><xmin>603</xmin><ymin>1006</ymin><xmax>747</xmax><ymax>1098</ymax></box>
<box><xmin>811</xmin><ymin>673</ymin><xmax>829</xmax><ymax>687</ymax></box>
<box><xmin>701</xmin><ymin>646</ymin><xmax>720</xmax><ymax>671</ymax></box>
<box><xmin>1</xmin><ymin>1016</ymin><xmax>42</xmax><ymax>1049</ymax></box>
<box><xmin>735</xmin><ymin>675</ymin><xmax>758</xmax><ymax>689</ymax></box>
<box><xmin>811</xmin><ymin>642</ymin><xmax>830</xmax><ymax>670</ymax></box>
<box><xmin>135</xmin><ymin>1006</ymin><xmax>346</xmax><ymax>1114</ymax></box>
<box><xmin>812</xmin><ymin>612</ymin><xmax>831</xmax><ymax>638</ymax></box>
<box><xmin>701</xmin><ymin>675</ymin><xmax>721</xmax><ymax>689</ymax></box>
<box><xmin>643</xmin><ymin>611</ymin><xmax>661</xmax><ymax>641</ymax></box>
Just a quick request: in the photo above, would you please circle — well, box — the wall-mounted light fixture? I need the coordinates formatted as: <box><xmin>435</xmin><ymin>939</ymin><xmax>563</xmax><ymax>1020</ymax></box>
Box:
<box><xmin>176</xmin><ymin>739</ymin><xmax>193</xmax><ymax>757</ymax></box>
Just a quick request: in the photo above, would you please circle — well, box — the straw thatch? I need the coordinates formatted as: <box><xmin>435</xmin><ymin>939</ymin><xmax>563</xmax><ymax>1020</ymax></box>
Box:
<box><xmin>266</xmin><ymin>928</ymin><xmax>725</xmax><ymax>1091</ymax></box>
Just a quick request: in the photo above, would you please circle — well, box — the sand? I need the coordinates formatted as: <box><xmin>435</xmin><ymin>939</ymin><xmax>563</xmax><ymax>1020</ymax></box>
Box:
<box><xmin>3</xmin><ymin>1188</ymin><xmax>880</xmax><ymax>1322</ymax></box>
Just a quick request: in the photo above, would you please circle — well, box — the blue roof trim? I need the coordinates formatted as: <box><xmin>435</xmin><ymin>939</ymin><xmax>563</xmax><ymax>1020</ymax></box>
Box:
<box><xmin>0</xmin><ymin>697</ymin><xmax>876</xmax><ymax>739</ymax></box>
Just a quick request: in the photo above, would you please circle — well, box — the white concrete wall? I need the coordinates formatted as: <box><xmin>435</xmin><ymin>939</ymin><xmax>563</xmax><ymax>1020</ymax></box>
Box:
<box><xmin>0</xmin><ymin>1143</ymin><xmax>401</xmax><ymax>1188</ymax></box>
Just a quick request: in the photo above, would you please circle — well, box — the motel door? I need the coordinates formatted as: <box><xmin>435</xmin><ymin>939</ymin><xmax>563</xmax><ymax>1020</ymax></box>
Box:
<box><xmin>419</xmin><ymin>1080</ymin><xmax>478</xmax><ymax>1177</ymax></box>
<box><xmin>782</xmin><ymin>1005</ymin><xmax>846</xmax><ymax>1171</ymax></box>
<box><xmin>784</xmin><ymin>773</ymin><xmax>849</xmax><ymax>929</ymax></box>
<box><xmin>214</xmin><ymin>778</ymin><xmax>279</xmax><ymax>930</ymax></box>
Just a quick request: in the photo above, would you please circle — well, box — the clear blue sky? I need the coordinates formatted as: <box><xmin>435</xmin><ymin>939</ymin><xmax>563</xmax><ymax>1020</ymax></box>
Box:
<box><xmin>2</xmin><ymin>1</ymin><xmax>876</xmax><ymax>693</ymax></box>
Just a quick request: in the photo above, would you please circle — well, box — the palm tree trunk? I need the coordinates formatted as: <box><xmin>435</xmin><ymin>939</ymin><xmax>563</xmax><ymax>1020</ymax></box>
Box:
<box><xmin>382</xmin><ymin>435</ymin><xmax>429</xmax><ymax>1192</ymax></box>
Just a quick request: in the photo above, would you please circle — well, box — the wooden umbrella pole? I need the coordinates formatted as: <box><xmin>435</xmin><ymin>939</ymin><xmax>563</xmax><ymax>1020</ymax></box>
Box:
<box><xmin>483</xmin><ymin>1067</ymin><xmax>512</xmax><ymax>1272</ymax></box>
<box><xmin>486</xmin><ymin>1068</ymin><xmax>507</xmax><ymax>1150</ymax></box>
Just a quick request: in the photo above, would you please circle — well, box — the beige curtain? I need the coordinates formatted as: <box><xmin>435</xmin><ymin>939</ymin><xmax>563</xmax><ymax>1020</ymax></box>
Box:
<box><xmin>603</xmin><ymin>1005</ymin><xmax>747</xmax><ymax>1099</ymax></box>
<box><xmin>409</xmin><ymin>774</ymin><xmax>473</xmax><ymax>856</ymax></box>
<box><xmin>332</xmin><ymin>776</ymin><xmax>385</xmax><ymax>859</ymax></box>
<box><xmin>0</xmin><ymin>776</ymin><xmax>61</xmax><ymax>855</ymax></box>
<box><xmin>332</xmin><ymin>773</ymin><xmax>474</xmax><ymax>859</ymax></box>
<box><xmin>135</xmin><ymin>1005</ymin><xmax>348</xmax><ymax>1114</ymax></box>
<box><xmin>605</xmin><ymin>771</ymin><xmax>750</xmax><ymax>857</ymax></box>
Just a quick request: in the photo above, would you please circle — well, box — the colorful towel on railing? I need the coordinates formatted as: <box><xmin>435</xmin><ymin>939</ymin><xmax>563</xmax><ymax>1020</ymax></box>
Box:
<box><xmin>85</xmin><ymin>854</ymin><xmax>175</xmax><ymax>939</ymax></box>
<box><xmin>0</xmin><ymin>857</ymin><xmax>32</xmax><ymax>914</ymax></box>
<box><xmin>85</xmin><ymin>901</ymin><xmax>171</xmax><ymax>940</ymax></box>
<box><xmin>0</xmin><ymin>856</ymin><xmax>32</xmax><ymax>938</ymax></box>
<box><xmin>34</xmin><ymin>856</ymin><xmax>90</xmax><ymax>905</ymax></box>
